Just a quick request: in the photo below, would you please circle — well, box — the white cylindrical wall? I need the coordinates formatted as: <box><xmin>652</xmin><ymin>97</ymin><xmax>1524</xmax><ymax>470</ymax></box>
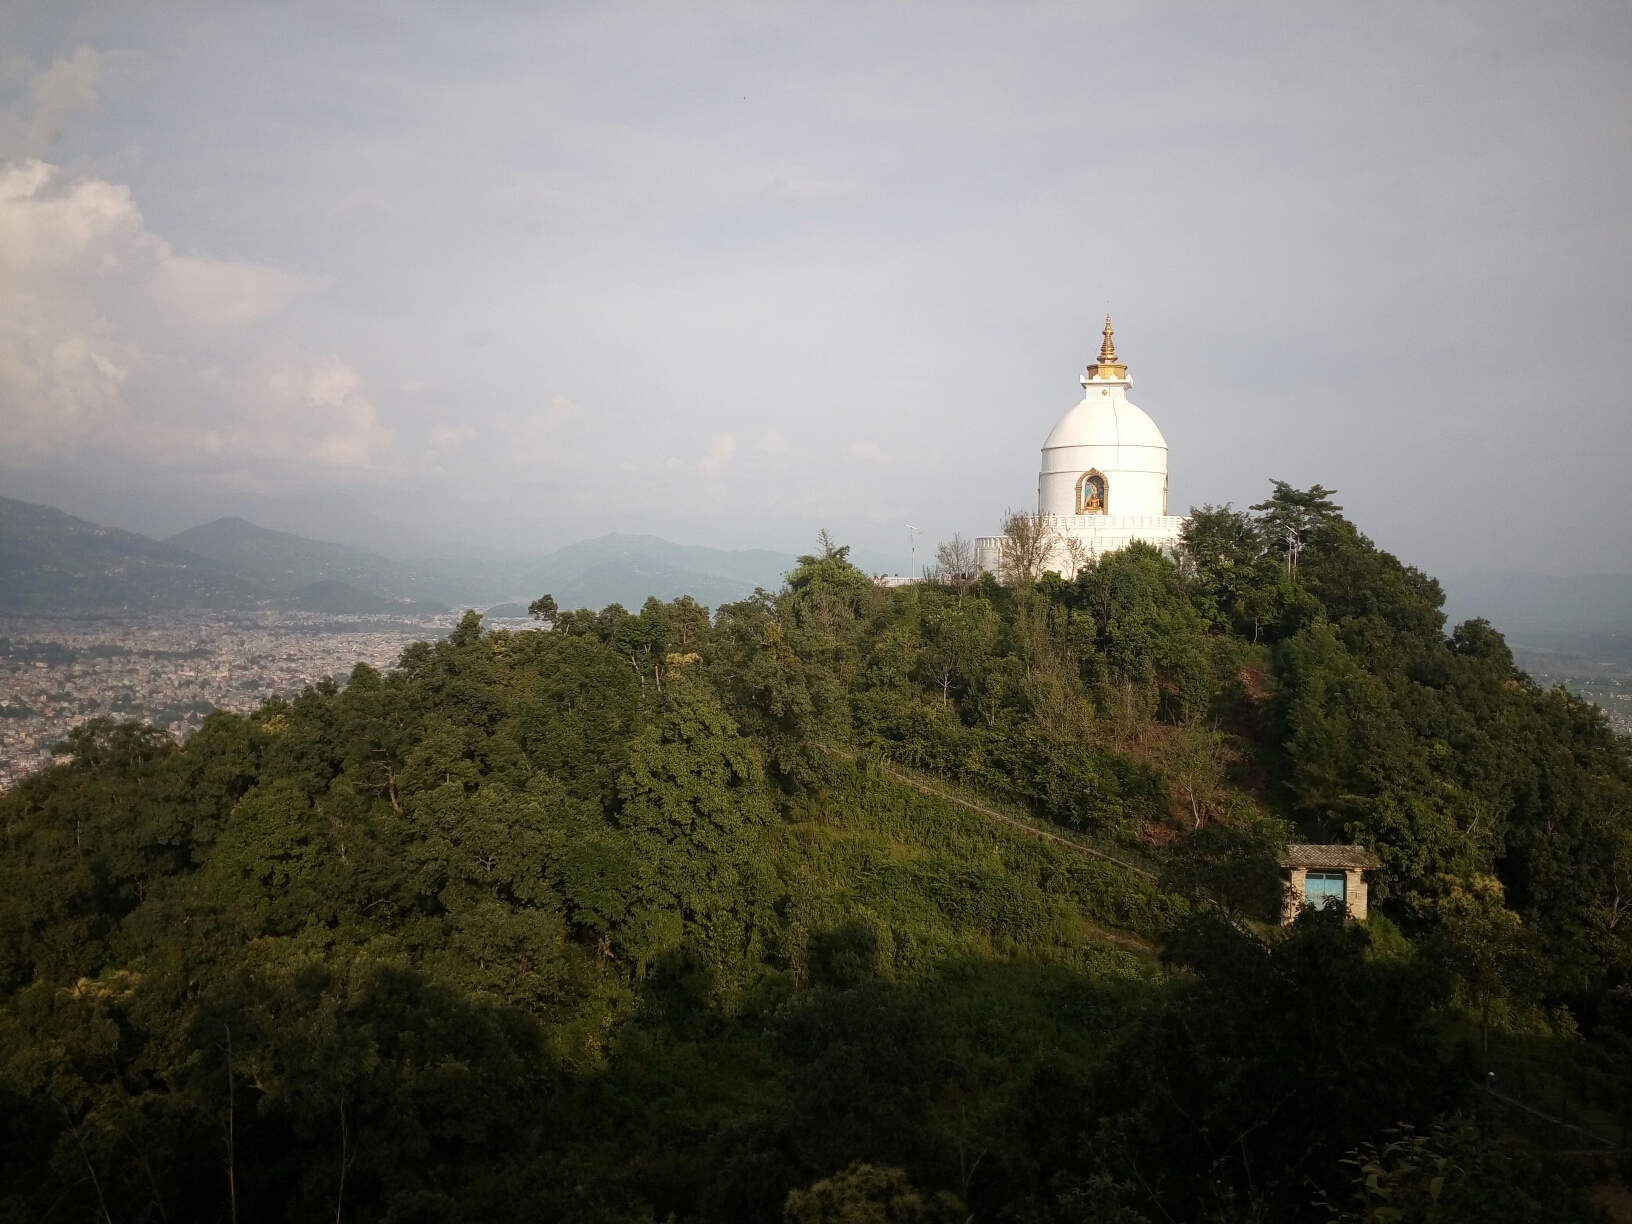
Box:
<box><xmin>1038</xmin><ymin>450</ymin><xmax>1167</xmax><ymax>517</ymax></box>
<box><xmin>1035</xmin><ymin>384</ymin><xmax>1169</xmax><ymax>520</ymax></box>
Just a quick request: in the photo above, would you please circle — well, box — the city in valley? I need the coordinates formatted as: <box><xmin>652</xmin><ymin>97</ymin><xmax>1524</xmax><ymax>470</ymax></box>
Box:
<box><xmin>3</xmin><ymin>610</ymin><xmax>1627</xmax><ymax>792</ymax></box>
<box><xmin>0</xmin><ymin>611</ymin><xmax>516</xmax><ymax>789</ymax></box>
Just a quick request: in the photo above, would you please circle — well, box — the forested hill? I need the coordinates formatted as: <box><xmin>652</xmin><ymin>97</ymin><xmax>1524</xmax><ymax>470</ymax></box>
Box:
<box><xmin>0</xmin><ymin>498</ymin><xmax>444</xmax><ymax>613</ymax></box>
<box><xmin>2</xmin><ymin>483</ymin><xmax>1629</xmax><ymax>1223</ymax></box>
<box><xmin>0</xmin><ymin>496</ymin><xmax>266</xmax><ymax>611</ymax></box>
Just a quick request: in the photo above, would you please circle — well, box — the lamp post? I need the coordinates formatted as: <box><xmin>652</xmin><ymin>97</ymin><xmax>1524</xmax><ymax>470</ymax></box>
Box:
<box><xmin>907</xmin><ymin>525</ymin><xmax>919</xmax><ymax>582</ymax></box>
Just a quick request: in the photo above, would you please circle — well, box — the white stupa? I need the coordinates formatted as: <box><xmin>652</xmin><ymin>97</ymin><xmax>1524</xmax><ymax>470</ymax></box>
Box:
<box><xmin>975</xmin><ymin>317</ymin><xmax>1186</xmax><ymax>576</ymax></box>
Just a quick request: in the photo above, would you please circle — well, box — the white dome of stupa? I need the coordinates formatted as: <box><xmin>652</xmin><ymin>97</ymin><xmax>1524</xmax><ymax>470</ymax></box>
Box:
<box><xmin>1037</xmin><ymin>316</ymin><xmax>1169</xmax><ymax>519</ymax></box>
<box><xmin>972</xmin><ymin>316</ymin><xmax>1188</xmax><ymax>579</ymax></box>
<box><xmin>1041</xmin><ymin>392</ymin><xmax>1168</xmax><ymax>451</ymax></box>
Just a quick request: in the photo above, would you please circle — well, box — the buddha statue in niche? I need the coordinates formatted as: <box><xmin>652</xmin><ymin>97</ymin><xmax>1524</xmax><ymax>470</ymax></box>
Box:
<box><xmin>1078</xmin><ymin>471</ymin><xmax>1107</xmax><ymax>514</ymax></box>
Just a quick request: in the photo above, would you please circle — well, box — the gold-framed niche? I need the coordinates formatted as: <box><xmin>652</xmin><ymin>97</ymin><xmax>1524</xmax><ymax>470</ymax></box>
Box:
<box><xmin>1076</xmin><ymin>469</ymin><xmax>1109</xmax><ymax>515</ymax></box>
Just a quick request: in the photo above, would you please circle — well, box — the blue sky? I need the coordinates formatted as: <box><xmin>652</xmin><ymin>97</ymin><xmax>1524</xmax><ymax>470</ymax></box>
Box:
<box><xmin>1</xmin><ymin>2</ymin><xmax>1628</xmax><ymax>574</ymax></box>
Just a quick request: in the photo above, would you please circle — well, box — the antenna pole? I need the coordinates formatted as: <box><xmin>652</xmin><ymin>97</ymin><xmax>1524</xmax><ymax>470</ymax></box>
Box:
<box><xmin>906</xmin><ymin>525</ymin><xmax>920</xmax><ymax>581</ymax></box>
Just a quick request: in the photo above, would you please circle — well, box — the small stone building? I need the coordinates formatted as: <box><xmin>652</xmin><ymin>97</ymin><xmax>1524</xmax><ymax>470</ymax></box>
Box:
<box><xmin>1276</xmin><ymin>844</ymin><xmax>1381</xmax><ymax>923</ymax></box>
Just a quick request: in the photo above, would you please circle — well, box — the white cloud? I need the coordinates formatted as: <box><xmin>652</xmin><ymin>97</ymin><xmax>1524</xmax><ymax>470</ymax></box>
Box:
<box><xmin>697</xmin><ymin>433</ymin><xmax>735</xmax><ymax>476</ymax></box>
<box><xmin>759</xmin><ymin>172</ymin><xmax>864</xmax><ymax>203</ymax></box>
<box><xmin>82</xmin><ymin>349</ymin><xmax>403</xmax><ymax>481</ymax></box>
<box><xmin>759</xmin><ymin>429</ymin><xmax>790</xmax><ymax>454</ymax></box>
<box><xmin>143</xmin><ymin>352</ymin><xmax>399</xmax><ymax>473</ymax></box>
<box><xmin>849</xmin><ymin>441</ymin><xmax>894</xmax><ymax>465</ymax></box>
<box><xmin>0</xmin><ymin>159</ymin><xmax>155</xmax><ymax>278</ymax></box>
<box><xmin>0</xmin><ymin>334</ymin><xmax>134</xmax><ymax>463</ymax></box>
<box><xmin>0</xmin><ymin>48</ymin><xmax>110</xmax><ymax>159</ymax></box>
<box><xmin>0</xmin><ymin>160</ymin><xmax>149</xmax><ymax>460</ymax></box>
<box><xmin>149</xmin><ymin>256</ymin><xmax>320</xmax><ymax>328</ymax></box>
<box><xmin>259</xmin><ymin>354</ymin><xmax>398</xmax><ymax>469</ymax></box>
<box><xmin>334</xmin><ymin>190</ymin><xmax>387</xmax><ymax>228</ymax></box>
<box><xmin>0</xmin><ymin>157</ymin><xmax>328</xmax><ymax>466</ymax></box>
<box><xmin>509</xmin><ymin>395</ymin><xmax>585</xmax><ymax>464</ymax></box>
<box><xmin>424</xmin><ymin>423</ymin><xmax>473</xmax><ymax>464</ymax></box>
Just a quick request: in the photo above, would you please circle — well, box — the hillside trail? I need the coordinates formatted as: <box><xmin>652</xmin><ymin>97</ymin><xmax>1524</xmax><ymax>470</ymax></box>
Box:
<box><xmin>811</xmin><ymin>742</ymin><xmax>1158</xmax><ymax>883</ymax></box>
<box><xmin>1478</xmin><ymin>1076</ymin><xmax>1626</xmax><ymax>1156</ymax></box>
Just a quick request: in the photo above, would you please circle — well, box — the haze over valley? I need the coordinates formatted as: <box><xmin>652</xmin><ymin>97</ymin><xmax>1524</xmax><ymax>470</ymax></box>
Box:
<box><xmin>0</xmin><ymin>494</ymin><xmax>923</xmax><ymax>784</ymax></box>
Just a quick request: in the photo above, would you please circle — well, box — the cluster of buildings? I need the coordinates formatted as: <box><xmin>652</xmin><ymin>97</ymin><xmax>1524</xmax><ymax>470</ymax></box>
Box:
<box><xmin>0</xmin><ymin>611</ymin><xmax>452</xmax><ymax>790</ymax></box>
<box><xmin>1511</xmin><ymin>647</ymin><xmax>1632</xmax><ymax>736</ymax></box>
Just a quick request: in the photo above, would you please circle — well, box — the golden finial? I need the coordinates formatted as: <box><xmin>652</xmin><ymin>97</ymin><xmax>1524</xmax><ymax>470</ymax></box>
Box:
<box><xmin>1083</xmin><ymin>313</ymin><xmax>1127</xmax><ymax>383</ymax></box>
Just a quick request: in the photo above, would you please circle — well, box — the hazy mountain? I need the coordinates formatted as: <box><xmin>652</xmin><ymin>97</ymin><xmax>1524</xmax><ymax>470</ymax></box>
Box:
<box><xmin>169</xmin><ymin>518</ymin><xmax>456</xmax><ymax>609</ymax></box>
<box><xmin>539</xmin><ymin>553</ymin><xmax>773</xmax><ymax>612</ymax></box>
<box><xmin>190</xmin><ymin>491</ymin><xmax>438</xmax><ymax>558</ymax></box>
<box><xmin>0</xmin><ymin>499</ymin><xmax>444</xmax><ymax>614</ymax></box>
<box><xmin>278</xmin><ymin>579</ymin><xmax>440</xmax><ymax>615</ymax></box>
<box><xmin>0</xmin><ymin>497</ymin><xmax>265</xmax><ymax>611</ymax></box>
<box><xmin>434</xmin><ymin>533</ymin><xmax>911</xmax><ymax>613</ymax></box>
<box><xmin>527</xmin><ymin>533</ymin><xmax>795</xmax><ymax>589</ymax></box>
<box><xmin>2</xmin><ymin>496</ymin><xmax>915</xmax><ymax>616</ymax></box>
<box><xmin>0</xmin><ymin>473</ymin><xmax>440</xmax><ymax>558</ymax></box>
<box><xmin>378</xmin><ymin>537</ymin><xmax>777</xmax><ymax>612</ymax></box>
<box><xmin>1443</xmin><ymin>571</ymin><xmax>1632</xmax><ymax>636</ymax></box>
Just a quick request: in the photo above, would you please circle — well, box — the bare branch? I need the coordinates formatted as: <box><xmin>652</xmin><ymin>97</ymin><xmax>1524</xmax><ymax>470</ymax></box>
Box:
<box><xmin>998</xmin><ymin>511</ymin><xmax>1059</xmax><ymax>586</ymax></box>
<box><xmin>934</xmin><ymin>533</ymin><xmax>978</xmax><ymax>602</ymax></box>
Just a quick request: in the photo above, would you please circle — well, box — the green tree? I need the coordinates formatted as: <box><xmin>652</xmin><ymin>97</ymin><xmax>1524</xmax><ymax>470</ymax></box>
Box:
<box><xmin>1318</xmin><ymin>1116</ymin><xmax>1585</xmax><ymax>1224</ymax></box>
<box><xmin>611</xmin><ymin>674</ymin><xmax>776</xmax><ymax>974</ymax></box>
<box><xmin>1425</xmin><ymin>875</ymin><xmax>1532</xmax><ymax>1054</ymax></box>
<box><xmin>918</xmin><ymin>595</ymin><xmax>998</xmax><ymax>709</ymax></box>
<box><xmin>785</xmin><ymin>1162</ymin><xmax>965</xmax><ymax>1224</ymax></box>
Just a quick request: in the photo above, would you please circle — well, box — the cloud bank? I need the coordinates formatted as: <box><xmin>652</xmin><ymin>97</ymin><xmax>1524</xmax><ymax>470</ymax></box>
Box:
<box><xmin>0</xmin><ymin>156</ymin><xmax>382</xmax><ymax>475</ymax></box>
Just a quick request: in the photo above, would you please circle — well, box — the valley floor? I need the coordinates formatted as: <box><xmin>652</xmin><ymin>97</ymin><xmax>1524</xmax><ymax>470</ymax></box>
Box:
<box><xmin>0</xmin><ymin>611</ymin><xmax>456</xmax><ymax>787</ymax></box>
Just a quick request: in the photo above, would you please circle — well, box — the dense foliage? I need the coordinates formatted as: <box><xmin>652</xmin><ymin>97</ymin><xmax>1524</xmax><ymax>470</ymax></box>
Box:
<box><xmin>2</xmin><ymin>485</ymin><xmax>1628</xmax><ymax>1223</ymax></box>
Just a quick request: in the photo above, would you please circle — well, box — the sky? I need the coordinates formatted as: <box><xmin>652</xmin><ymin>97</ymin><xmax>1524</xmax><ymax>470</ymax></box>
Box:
<box><xmin>1</xmin><ymin>2</ymin><xmax>1628</xmax><ymax>576</ymax></box>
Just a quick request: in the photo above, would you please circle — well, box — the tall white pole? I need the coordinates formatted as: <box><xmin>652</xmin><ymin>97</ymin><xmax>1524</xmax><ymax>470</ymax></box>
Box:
<box><xmin>907</xmin><ymin>525</ymin><xmax>919</xmax><ymax>581</ymax></box>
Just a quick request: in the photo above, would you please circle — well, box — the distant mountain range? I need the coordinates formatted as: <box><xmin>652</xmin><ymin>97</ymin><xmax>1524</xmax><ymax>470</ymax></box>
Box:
<box><xmin>418</xmin><ymin>533</ymin><xmax>910</xmax><ymax>611</ymax></box>
<box><xmin>168</xmin><ymin>517</ymin><xmax>465</xmax><ymax>608</ymax></box>
<box><xmin>0</xmin><ymin>498</ymin><xmax>267</xmax><ymax>612</ymax></box>
<box><xmin>1442</xmin><ymin>571</ymin><xmax>1632</xmax><ymax>638</ymax></box>
<box><xmin>7</xmin><ymin>495</ymin><xmax>1629</xmax><ymax>637</ymax></box>
<box><xmin>0</xmin><ymin>475</ymin><xmax>441</xmax><ymax>557</ymax></box>
<box><xmin>503</xmin><ymin>534</ymin><xmax>798</xmax><ymax>610</ymax></box>
<box><xmin>0</xmin><ymin>496</ymin><xmax>911</xmax><ymax>616</ymax></box>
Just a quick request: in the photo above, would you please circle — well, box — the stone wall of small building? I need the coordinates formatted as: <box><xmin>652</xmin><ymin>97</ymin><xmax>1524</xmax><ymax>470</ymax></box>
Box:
<box><xmin>1280</xmin><ymin>867</ymin><xmax>1370</xmax><ymax>924</ymax></box>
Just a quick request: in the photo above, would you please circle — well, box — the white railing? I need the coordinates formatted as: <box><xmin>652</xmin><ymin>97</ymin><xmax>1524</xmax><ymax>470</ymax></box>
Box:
<box><xmin>1038</xmin><ymin>514</ymin><xmax>1187</xmax><ymax>531</ymax></box>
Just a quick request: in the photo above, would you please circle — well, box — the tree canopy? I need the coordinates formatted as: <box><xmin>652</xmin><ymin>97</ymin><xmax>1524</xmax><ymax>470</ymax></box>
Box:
<box><xmin>1</xmin><ymin>483</ymin><xmax>1627</xmax><ymax>1223</ymax></box>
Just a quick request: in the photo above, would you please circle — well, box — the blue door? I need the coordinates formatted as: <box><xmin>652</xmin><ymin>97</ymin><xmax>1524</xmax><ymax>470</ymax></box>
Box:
<box><xmin>1304</xmin><ymin>871</ymin><xmax>1347</xmax><ymax>910</ymax></box>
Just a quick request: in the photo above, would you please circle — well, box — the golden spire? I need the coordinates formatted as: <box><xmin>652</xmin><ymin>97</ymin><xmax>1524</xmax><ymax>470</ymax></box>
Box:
<box><xmin>1084</xmin><ymin>313</ymin><xmax>1127</xmax><ymax>382</ymax></box>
